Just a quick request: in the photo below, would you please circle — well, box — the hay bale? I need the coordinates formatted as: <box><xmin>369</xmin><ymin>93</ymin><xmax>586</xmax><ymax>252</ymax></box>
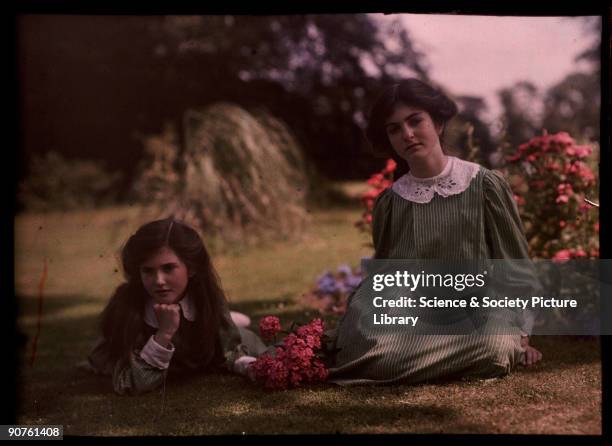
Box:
<box><xmin>137</xmin><ymin>102</ymin><xmax>309</xmax><ymax>247</ymax></box>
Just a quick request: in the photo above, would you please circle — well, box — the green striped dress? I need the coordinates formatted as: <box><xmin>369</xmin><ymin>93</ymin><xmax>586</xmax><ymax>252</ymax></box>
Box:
<box><xmin>328</xmin><ymin>161</ymin><xmax>530</xmax><ymax>385</ymax></box>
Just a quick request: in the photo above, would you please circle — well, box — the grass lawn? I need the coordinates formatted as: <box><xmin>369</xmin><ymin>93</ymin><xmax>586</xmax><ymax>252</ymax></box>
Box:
<box><xmin>14</xmin><ymin>201</ymin><xmax>601</xmax><ymax>435</ymax></box>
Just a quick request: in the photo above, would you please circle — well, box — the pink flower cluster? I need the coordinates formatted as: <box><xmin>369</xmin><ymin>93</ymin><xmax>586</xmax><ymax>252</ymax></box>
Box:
<box><xmin>356</xmin><ymin>159</ymin><xmax>396</xmax><ymax>233</ymax></box>
<box><xmin>507</xmin><ymin>132</ymin><xmax>591</xmax><ymax>161</ymax></box>
<box><xmin>250</xmin><ymin>318</ymin><xmax>329</xmax><ymax>390</ymax></box>
<box><xmin>504</xmin><ymin>131</ymin><xmax>599</xmax><ymax>260</ymax></box>
<box><xmin>259</xmin><ymin>315</ymin><xmax>282</xmax><ymax>342</ymax></box>
<box><xmin>507</xmin><ymin>132</ymin><xmax>596</xmax><ymax>192</ymax></box>
<box><xmin>552</xmin><ymin>248</ymin><xmax>590</xmax><ymax>261</ymax></box>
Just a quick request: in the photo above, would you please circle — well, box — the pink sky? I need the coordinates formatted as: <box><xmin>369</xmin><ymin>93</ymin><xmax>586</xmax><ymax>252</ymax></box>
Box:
<box><xmin>370</xmin><ymin>14</ymin><xmax>600</xmax><ymax>130</ymax></box>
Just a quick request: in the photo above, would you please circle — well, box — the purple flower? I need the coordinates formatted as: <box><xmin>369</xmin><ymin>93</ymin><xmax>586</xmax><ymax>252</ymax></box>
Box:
<box><xmin>345</xmin><ymin>274</ymin><xmax>363</xmax><ymax>292</ymax></box>
<box><xmin>318</xmin><ymin>276</ymin><xmax>340</xmax><ymax>294</ymax></box>
<box><xmin>337</xmin><ymin>264</ymin><xmax>352</xmax><ymax>276</ymax></box>
<box><xmin>316</xmin><ymin>271</ymin><xmax>333</xmax><ymax>286</ymax></box>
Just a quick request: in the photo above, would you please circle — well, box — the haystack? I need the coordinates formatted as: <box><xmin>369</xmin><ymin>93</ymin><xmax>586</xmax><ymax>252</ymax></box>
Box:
<box><xmin>133</xmin><ymin>103</ymin><xmax>309</xmax><ymax>247</ymax></box>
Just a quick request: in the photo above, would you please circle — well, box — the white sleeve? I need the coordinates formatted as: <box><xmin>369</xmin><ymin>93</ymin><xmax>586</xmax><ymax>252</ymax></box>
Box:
<box><xmin>233</xmin><ymin>355</ymin><xmax>257</xmax><ymax>376</ymax></box>
<box><xmin>139</xmin><ymin>335</ymin><xmax>175</xmax><ymax>370</ymax></box>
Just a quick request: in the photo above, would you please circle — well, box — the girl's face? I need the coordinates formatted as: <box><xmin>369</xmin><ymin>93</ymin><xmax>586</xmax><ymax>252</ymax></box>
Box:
<box><xmin>139</xmin><ymin>246</ymin><xmax>190</xmax><ymax>304</ymax></box>
<box><xmin>384</xmin><ymin>103</ymin><xmax>443</xmax><ymax>163</ymax></box>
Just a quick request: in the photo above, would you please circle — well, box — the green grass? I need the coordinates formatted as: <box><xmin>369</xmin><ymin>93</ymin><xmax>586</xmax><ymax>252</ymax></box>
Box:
<box><xmin>14</xmin><ymin>201</ymin><xmax>601</xmax><ymax>435</ymax></box>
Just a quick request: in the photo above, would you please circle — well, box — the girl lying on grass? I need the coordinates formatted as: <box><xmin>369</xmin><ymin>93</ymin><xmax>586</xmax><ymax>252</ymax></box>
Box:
<box><xmin>79</xmin><ymin>218</ymin><xmax>265</xmax><ymax>395</ymax></box>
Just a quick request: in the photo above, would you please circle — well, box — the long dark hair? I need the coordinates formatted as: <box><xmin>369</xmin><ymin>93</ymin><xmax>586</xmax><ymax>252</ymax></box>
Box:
<box><xmin>365</xmin><ymin>78</ymin><xmax>458</xmax><ymax>179</ymax></box>
<box><xmin>100</xmin><ymin>218</ymin><xmax>230</xmax><ymax>363</ymax></box>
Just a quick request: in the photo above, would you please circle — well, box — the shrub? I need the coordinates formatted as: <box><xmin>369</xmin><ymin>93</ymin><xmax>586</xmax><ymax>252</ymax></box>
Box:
<box><xmin>502</xmin><ymin>131</ymin><xmax>599</xmax><ymax>259</ymax></box>
<box><xmin>19</xmin><ymin>151</ymin><xmax>122</xmax><ymax>212</ymax></box>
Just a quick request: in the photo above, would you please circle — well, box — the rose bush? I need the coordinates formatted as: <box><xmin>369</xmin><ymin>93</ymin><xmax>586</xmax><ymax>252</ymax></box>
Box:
<box><xmin>502</xmin><ymin>131</ymin><xmax>599</xmax><ymax>260</ymax></box>
<box><xmin>355</xmin><ymin>159</ymin><xmax>396</xmax><ymax>235</ymax></box>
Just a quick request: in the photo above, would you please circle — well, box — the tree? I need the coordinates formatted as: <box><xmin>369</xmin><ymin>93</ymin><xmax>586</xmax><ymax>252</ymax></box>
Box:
<box><xmin>540</xmin><ymin>17</ymin><xmax>601</xmax><ymax>142</ymax></box>
<box><xmin>447</xmin><ymin>95</ymin><xmax>496</xmax><ymax>166</ymax></box>
<box><xmin>497</xmin><ymin>81</ymin><xmax>542</xmax><ymax>152</ymax></box>
<box><xmin>541</xmin><ymin>72</ymin><xmax>600</xmax><ymax>141</ymax></box>
<box><xmin>18</xmin><ymin>13</ymin><xmax>431</xmax><ymax>198</ymax></box>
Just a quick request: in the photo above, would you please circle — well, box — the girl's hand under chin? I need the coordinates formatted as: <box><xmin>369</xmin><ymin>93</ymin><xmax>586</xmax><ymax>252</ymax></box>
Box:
<box><xmin>153</xmin><ymin>303</ymin><xmax>181</xmax><ymax>347</ymax></box>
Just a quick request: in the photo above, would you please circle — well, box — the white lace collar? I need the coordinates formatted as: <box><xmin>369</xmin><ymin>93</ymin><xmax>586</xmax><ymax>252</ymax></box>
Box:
<box><xmin>144</xmin><ymin>293</ymin><xmax>196</xmax><ymax>328</ymax></box>
<box><xmin>391</xmin><ymin>156</ymin><xmax>480</xmax><ymax>204</ymax></box>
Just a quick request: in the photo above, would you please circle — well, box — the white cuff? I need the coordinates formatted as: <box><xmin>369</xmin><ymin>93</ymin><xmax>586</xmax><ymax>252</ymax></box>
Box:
<box><xmin>139</xmin><ymin>335</ymin><xmax>175</xmax><ymax>369</ymax></box>
<box><xmin>233</xmin><ymin>355</ymin><xmax>257</xmax><ymax>375</ymax></box>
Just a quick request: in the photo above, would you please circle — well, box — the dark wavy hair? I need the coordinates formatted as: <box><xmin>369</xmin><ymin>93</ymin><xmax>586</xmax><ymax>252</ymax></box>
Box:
<box><xmin>365</xmin><ymin>78</ymin><xmax>458</xmax><ymax>179</ymax></box>
<box><xmin>99</xmin><ymin>218</ymin><xmax>230</xmax><ymax>363</ymax></box>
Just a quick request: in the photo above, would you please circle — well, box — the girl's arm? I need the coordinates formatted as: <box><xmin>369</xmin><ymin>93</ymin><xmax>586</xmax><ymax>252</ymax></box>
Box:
<box><xmin>483</xmin><ymin>169</ymin><xmax>539</xmax><ymax>335</ymax></box>
<box><xmin>84</xmin><ymin>334</ymin><xmax>173</xmax><ymax>395</ymax></box>
<box><xmin>111</xmin><ymin>335</ymin><xmax>174</xmax><ymax>395</ymax></box>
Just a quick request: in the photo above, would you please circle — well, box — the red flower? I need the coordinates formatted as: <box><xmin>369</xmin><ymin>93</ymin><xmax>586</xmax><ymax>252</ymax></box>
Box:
<box><xmin>513</xmin><ymin>194</ymin><xmax>526</xmax><ymax>206</ymax></box>
<box><xmin>506</xmin><ymin>153</ymin><xmax>521</xmax><ymax>163</ymax></box>
<box><xmin>552</xmin><ymin>249</ymin><xmax>572</xmax><ymax>261</ymax></box>
<box><xmin>555</xmin><ymin>132</ymin><xmax>575</xmax><ymax>145</ymax></box>
<box><xmin>362</xmin><ymin>189</ymin><xmax>382</xmax><ymax>201</ymax></box>
<box><xmin>367</xmin><ymin>173</ymin><xmax>384</xmax><ymax>186</ymax></box>
<box><xmin>578</xmin><ymin>165</ymin><xmax>596</xmax><ymax>183</ymax></box>
<box><xmin>574</xmin><ymin>249</ymin><xmax>587</xmax><ymax>258</ymax></box>
<box><xmin>383</xmin><ymin>159</ymin><xmax>397</xmax><ymax>173</ymax></box>
<box><xmin>259</xmin><ymin>316</ymin><xmax>281</xmax><ymax>342</ymax></box>
<box><xmin>575</xmin><ymin>145</ymin><xmax>592</xmax><ymax>158</ymax></box>
<box><xmin>557</xmin><ymin>183</ymin><xmax>573</xmax><ymax>195</ymax></box>
<box><xmin>296</xmin><ymin>318</ymin><xmax>325</xmax><ymax>340</ymax></box>
<box><xmin>545</xmin><ymin>161</ymin><xmax>561</xmax><ymax>171</ymax></box>
<box><xmin>249</xmin><ymin>317</ymin><xmax>329</xmax><ymax>390</ymax></box>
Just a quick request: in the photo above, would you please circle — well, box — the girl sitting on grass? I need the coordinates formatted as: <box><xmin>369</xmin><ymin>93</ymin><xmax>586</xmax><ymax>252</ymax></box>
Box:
<box><xmin>329</xmin><ymin>78</ymin><xmax>542</xmax><ymax>386</ymax></box>
<box><xmin>80</xmin><ymin>218</ymin><xmax>264</xmax><ymax>395</ymax></box>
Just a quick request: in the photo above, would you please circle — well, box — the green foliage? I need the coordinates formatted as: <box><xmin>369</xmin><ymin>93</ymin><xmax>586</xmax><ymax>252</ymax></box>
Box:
<box><xmin>19</xmin><ymin>151</ymin><xmax>122</xmax><ymax>212</ymax></box>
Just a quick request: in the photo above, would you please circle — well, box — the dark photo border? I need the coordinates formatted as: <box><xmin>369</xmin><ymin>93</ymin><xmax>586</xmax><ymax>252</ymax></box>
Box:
<box><xmin>6</xmin><ymin>1</ymin><xmax>610</xmax><ymax>444</ymax></box>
